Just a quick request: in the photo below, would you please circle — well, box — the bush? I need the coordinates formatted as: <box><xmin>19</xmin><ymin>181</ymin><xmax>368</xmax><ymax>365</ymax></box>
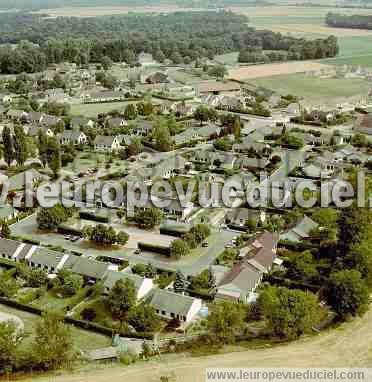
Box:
<box><xmin>81</xmin><ymin>307</ymin><xmax>97</xmax><ymax>322</ymax></box>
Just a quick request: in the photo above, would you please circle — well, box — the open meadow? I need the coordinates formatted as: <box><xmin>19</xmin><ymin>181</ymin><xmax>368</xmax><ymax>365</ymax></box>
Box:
<box><xmin>249</xmin><ymin>73</ymin><xmax>370</xmax><ymax>105</ymax></box>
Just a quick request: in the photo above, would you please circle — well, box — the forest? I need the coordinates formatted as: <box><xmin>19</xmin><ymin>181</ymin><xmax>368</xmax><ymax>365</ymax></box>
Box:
<box><xmin>326</xmin><ymin>12</ymin><xmax>372</xmax><ymax>30</ymax></box>
<box><xmin>0</xmin><ymin>11</ymin><xmax>339</xmax><ymax>74</ymax></box>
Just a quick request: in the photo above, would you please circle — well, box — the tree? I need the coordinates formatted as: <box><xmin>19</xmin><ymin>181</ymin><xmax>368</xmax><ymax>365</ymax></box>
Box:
<box><xmin>124</xmin><ymin>104</ymin><xmax>137</xmax><ymax>120</ymax></box>
<box><xmin>233</xmin><ymin>117</ymin><xmax>241</xmax><ymax>140</ymax></box>
<box><xmin>286</xmin><ymin>251</ymin><xmax>319</xmax><ymax>282</ymax></box>
<box><xmin>38</xmin><ymin>130</ymin><xmax>48</xmax><ymax>167</ymax></box>
<box><xmin>206</xmin><ymin>301</ymin><xmax>246</xmax><ymax>344</ymax></box>
<box><xmin>194</xmin><ymin>106</ymin><xmax>213</xmax><ymax>126</ymax></box>
<box><xmin>81</xmin><ymin>307</ymin><xmax>97</xmax><ymax>321</ymax></box>
<box><xmin>351</xmin><ymin>133</ymin><xmax>368</xmax><ymax>148</ymax></box>
<box><xmin>327</xmin><ymin>269</ymin><xmax>369</xmax><ymax>318</ymax></box>
<box><xmin>34</xmin><ymin>312</ymin><xmax>74</xmax><ymax>370</ymax></box>
<box><xmin>126</xmin><ymin>136</ymin><xmax>143</xmax><ymax>157</ymax></box>
<box><xmin>107</xmin><ymin>279</ymin><xmax>136</xmax><ymax>326</ymax></box>
<box><xmin>46</xmin><ymin>137</ymin><xmax>61</xmax><ymax>177</ymax></box>
<box><xmin>152</xmin><ymin>118</ymin><xmax>172</xmax><ymax>152</ymax></box>
<box><xmin>173</xmin><ymin>270</ymin><xmax>187</xmax><ymax>294</ymax></box>
<box><xmin>0</xmin><ymin>220</ymin><xmax>11</xmax><ymax>239</ymax></box>
<box><xmin>27</xmin><ymin>268</ymin><xmax>48</xmax><ymax>288</ymax></box>
<box><xmin>128</xmin><ymin>304</ymin><xmax>161</xmax><ymax>332</ymax></box>
<box><xmin>56</xmin><ymin>269</ymin><xmax>83</xmax><ymax>296</ymax></box>
<box><xmin>2</xmin><ymin>126</ymin><xmax>14</xmax><ymax>166</ymax></box>
<box><xmin>190</xmin><ymin>269</ymin><xmax>216</xmax><ymax>291</ymax></box>
<box><xmin>208</xmin><ymin>65</ymin><xmax>227</xmax><ymax>79</ymax></box>
<box><xmin>83</xmin><ymin>224</ymin><xmax>129</xmax><ymax>246</ymax></box>
<box><xmin>37</xmin><ymin>204</ymin><xmax>74</xmax><ymax>230</ymax></box>
<box><xmin>101</xmin><ymin>55</ymin><xmax>113</xmax><ymax>70</ymax></box>
<box><xmin>134</xmin><ymin>208</ymin><xmax>163</xmax><ymax>229</ymax></box>
<box><xmin>259</xmin><ymin>286</ymin><xmax>322</xmax><ymax>340</ymax></box>
<box><xmin>13</xmin><ymin>124</ymin><xmax>28</xmax><ymax>166</ymax></box>
<box><xmin>170</xmin><ymin>239</ymin><xmax>190</xmax><ymax>259</ymax></box>
<box><xmin>0</xmin><ymin>320</ymin><xmax>24</xmax><ymax>372</ymax></box>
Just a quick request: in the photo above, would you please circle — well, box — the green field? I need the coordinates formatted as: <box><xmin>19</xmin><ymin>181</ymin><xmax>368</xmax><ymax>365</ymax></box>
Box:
<box><xmin>70</xmin><ymin>100</ymin><xmax>139</xmax><ymax>117</ymax></box>
<box><xmin>250</xmin><ymin>74</ymin><xmax>370</xmax><ymax>103</ymax></box>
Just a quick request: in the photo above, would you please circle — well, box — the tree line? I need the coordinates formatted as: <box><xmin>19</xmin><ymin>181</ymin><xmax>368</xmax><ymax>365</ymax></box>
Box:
<box><xmin>0</xmin><ymin>11</ymin><xmax>338</xmax><ymax>74</ymax></box>
<box><xmin>326</xmin><ymin>12</ymin><xmax>372</xmax><ymax>30</ymax></box>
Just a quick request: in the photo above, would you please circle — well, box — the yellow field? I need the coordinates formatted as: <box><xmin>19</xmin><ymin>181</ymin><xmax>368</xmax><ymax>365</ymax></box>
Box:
<box><xmin>228</xmin><ymin>61</ymin><xmax>333</xmax><ymax>80</ymax></box>
<box><xmin>258</xmin><ymin>24</ymin><xmax>372</xmax><ymax>37</ymax></box>
<box><xmin>34</xmin><ymin>5</ymin><xmax>195</xmax><ymax>17</ymax></box>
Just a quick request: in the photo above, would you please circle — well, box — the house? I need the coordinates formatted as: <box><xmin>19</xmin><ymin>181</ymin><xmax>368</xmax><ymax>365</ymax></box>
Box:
<box><xmin>26</xmin><ymin>124</ymin><xmax>54</xmax><ymax>138</ymax></box>
<box><xmin>356</xmin><ymin>113</ymin><xmax>372</xmax><ymax>135</ymax></box>
<box><xmin>149</xmin><ymin>289</ymin><xmax>202</xmax><ymax>324</ymax></box>
<box><xmin>27</xmin><ymin>248</ymin><xmax>69</xmax><ymax>274</ymax></box>
<box><xmin>7</xmin><ymin>109</ymin><xmax>27</xmax><ymax>122</ymax></box>
<box><xmin>308</xmin><ymin>109</ymin><xmax>334</xmax><ymax>123</ymax></box>
<box><xmin>70</xmin><ymin>116</ymin><xmax>95</xmax><ymax>130</ymax></box>
<box><xmin>280</xmin><ymin>215</ymin><xmax>319</xmax><ymax>243</ymax></box>
<box><xmin>94</xmin><ymin>135</ymin><xmax>121</xmax><ymax>152</ymax></box>
<box><xmin>218</xmin><ymin>96</ymin><xmax>244</xmax><ymax>111</ymax></box>
<box><xmin>138</xmin><ymin>52</ymin><xmax>157</xmax><ymax>67</ymax></box>
<box><xmin>59</xmin><ymin>130</ymin><xmax>88</xmax><ymax>145</ymax></box>
<box><xmin>85</xmin><ymin>91</ymin><xmax>126</xmax><ymax>103</ymax></box>
<box><xmin>133</xmin><ymin>120</ymin><xmax>153</xmax><ymax>137</ymax></box>
<box><xmin>216</xmin><ymin>232</ymin><xmax>279</xmax><ymax>304</ymax></box>
<box><xmin>302</xmin><ymin>163</ymin><xmax>333</xmax><ymax>179</ymax></box>
<box><xmin>196</xmin><ymin>81</ymin><xmax>241</xmax><ymax>96</ymax></box>
<box><xmin>146</xmin><ymin>72</ymin><xmax>169</xmax><ymax>84</ymax></box>
<box><xmin>68</xmin><ymin>257</ymin><xmax>115</xmax><ymax>282</ymax></box>
<box><xmin>27</xmin><ymin>111</ymin><xmax>44</xmax><ymax>124</ymax></box>
<box><xmin>0</xmin><ymin>238</ymin><xmax>36</xmax><ymax>262</ymax></box>
<box><xmin>237</xmin><ymin>157</ymin><xmax>270</xmax><ymax>170</ymax></box>
<box><xmin>41</xmin><ymin>114</ymin><xmax>63</xmax><ymax>128</ymax></box>
<box><xmin>103</xmin><ymin>270</ymin><xmax>154</xmax><ymax>300</ymax></box>
<box><xmin>225</xmin><ymin>208</ymin><xmax>260</xmax><ymax>230</ymax></box>
<box><xmin>286</xmin><ymin>102</ymin><xmax>301</xmax><ymax>116</ymax></box>
<box><xmin>106</xmin><ymin>117</ymin><xmax>128</xmax><ymax>129</ymax></box>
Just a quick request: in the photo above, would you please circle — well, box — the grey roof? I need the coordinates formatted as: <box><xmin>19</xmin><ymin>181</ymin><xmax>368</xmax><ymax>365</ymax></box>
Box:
<box><xmin>70</xmin><ymin>257</ymin><xmax>109</xmax><ymax>280</ymax></box>
<box><xmin>29</xmin><ymin>247</ymin><xmax>64</xmax><ymax>268</ymax></box>
<box><xmin>94</xmin><ymin>135</ymin><xmax>117</xmax><ymax>146</ymax></box>
<box><xmin>103</xmin><ymin>270</ymin><xmax>145</xmax><ymax>291</ymax></box>
<box><xmin>150</xmin><ymin>289</ymin><xmax>198</xmax><ymax>316</ymax></box>
<box><xmin>0</xmin><ymin>238</ymin><xmax>24</xmax><ymax>258</ymax></box>
<box><xmin>280</xmin><ymin>215</ymin><xmax>319</xmax><ymax>243</ymax></box>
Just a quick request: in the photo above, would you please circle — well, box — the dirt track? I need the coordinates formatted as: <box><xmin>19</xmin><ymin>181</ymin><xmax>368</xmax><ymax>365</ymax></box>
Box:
<box><xmin>24</xmin><ymin>306</ymin><xmax>372</xmax><ymax>382</ymax></box>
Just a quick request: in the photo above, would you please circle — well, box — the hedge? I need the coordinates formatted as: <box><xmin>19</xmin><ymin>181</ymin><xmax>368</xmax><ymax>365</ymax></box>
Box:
<box><xmin>160</xmin><ymin>223</ymin><xmax>191</xmax><ymax>237</ymax></box>
<box><xmin>138</xmin><ymin>242</ymin><xmax>171</xmax><ymax>256</ymax></box>
<box><xmin>58</xmin><ymin>224</ymin><xmax>84</xmax><ymax>237</ymax></box>
<box><xmin>79</xmin><ymin>211</ymin><xmax>109</xmax><ymax>223</ymax></box>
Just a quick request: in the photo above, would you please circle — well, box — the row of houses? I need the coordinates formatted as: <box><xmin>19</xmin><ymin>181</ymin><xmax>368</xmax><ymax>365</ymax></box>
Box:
<box><xmin>0</xmin><ymin>237</ymin><xmax>202</xmax><ymax>323</ymax></box>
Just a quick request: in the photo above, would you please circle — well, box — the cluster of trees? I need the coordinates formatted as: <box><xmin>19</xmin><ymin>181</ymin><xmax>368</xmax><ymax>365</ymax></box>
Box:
<box><xmin>170</xmin><ymin>224</ymin><xmax>211</xmax><ymax>259</ymax></box>
<box><xmin>237</xmin><ymin>34</ymin><xmax>338</xmax><ymax>63</ymax></box>
<box><xmin>0</xmin><ymin>312</ymin><xmax>74</xmax><ymax>374</ymax></box>
<box><xmin>2</xmin><ymin>125</ymin><xmax>28</xmax><ymax>167</ymax></box>
<box><xmin>37</xmin><ymin>204</ymin><xmax>75</xmax><ymax>230</ymax></box>
<box><xmin>134</xmin><ymin>208</ymin><xmax>163</xmax><ymax>229</ymax></box>
<box><xmin>107</xmin><ymin>278</ymin><xmax>161</xmax><ymax>332</ymax></box>
<box><xmin>0</xmin><ymin>11</ymin><xmax>338</xmax><ymax>74</ymax></box>
<box><xmin>326</xmin><ymin>12</ymin><xmax>372</xmax><ymax>30</ymax></box>
<box><xmin>83</xmin><ymin>224</ymin><xmax>129</xmax><ymax>246</ymax></box>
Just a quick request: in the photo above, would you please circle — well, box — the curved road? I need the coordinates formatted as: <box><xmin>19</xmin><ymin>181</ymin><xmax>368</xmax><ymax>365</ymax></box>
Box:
<box><xmin>28</xmin><ymin>305</ymin><xmax>372</xmax><ymax>382</ymax></box>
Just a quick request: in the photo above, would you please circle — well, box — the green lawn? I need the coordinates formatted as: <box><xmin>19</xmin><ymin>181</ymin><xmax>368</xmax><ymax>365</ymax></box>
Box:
<box><xmin>250</xmin><ymin>74</ymin><xmax>370</xmax><ymax>103</ymax></box>
<box><xmin>70</xmin><ymin>100</ymin><xmax>140</xmax><ymax>118</ymax></box>
<box><xmin>0</xmin><ymin>303</ymin><xmax>110</xmax><ymax>352</ymax></box>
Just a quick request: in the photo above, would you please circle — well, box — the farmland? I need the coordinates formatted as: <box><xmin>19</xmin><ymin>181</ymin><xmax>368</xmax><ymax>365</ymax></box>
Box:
<box><xmin>228</xmin><ymin>61</ymin><xmax>333</xmax><ymax>80</ymax></box>
<box><xmin>249</xmin><ymin>74</ymin><xmax>370</xmax><ymax>105</ymax></box>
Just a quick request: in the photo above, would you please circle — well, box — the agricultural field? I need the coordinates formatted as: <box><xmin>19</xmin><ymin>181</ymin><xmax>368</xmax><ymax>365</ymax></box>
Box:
<box><xmin>228</xmin><ymin>61</ymin><xmax>333</xmax><ymax>80</ymax></box>
<box><xmin>0</xmin><ymin>303</ymin><xmax>110</xmax><ymax>351</ymax></box>
<box><xmin>249</xmin><ymin>73</ymin><xmax>370</xmax><ymax>105</ymax></box>
<box><xmin>33</xmin><ymin>5</ymin><xmax>195</xmax><ymax>17</ymax></box>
